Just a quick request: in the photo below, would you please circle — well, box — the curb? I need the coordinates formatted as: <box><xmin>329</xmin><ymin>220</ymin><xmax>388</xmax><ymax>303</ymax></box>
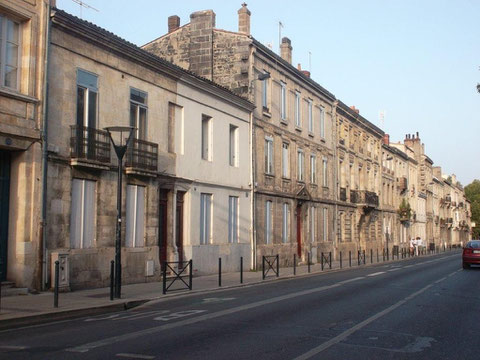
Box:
<box><xmin>0</xmin><ymin>299</ymin><xmax>150</xmax><ymax>331</ymax></box>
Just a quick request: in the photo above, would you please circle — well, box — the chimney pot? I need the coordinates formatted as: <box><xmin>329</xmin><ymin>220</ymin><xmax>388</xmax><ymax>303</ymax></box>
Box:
<box><xmin>383</xmin><ymin>134</ymin><xmax>390</xmax><ymax>145</ymax></box>
<box><xmin>168</xmin><ymin>15</ymin><xmax>180</xmax><ymax>33</ymax></box>
<box><xmin>280</xmin><ymin>37</ymin><xmax>292</xmax><ymax>64</ymax></box>
<box><xmin>238</xmin><ymin>3</ymin><xmax>251</xmax><ymax>35</ymax></box>
<box><xmin>301</xmin><ymin>70</ymin><xmax>311</xmax><ymax>78</ymax></box>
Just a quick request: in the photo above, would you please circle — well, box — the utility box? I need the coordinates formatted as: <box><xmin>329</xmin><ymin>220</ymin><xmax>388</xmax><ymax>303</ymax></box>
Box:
<box><xmin>51</xmin><ymin>252</ymin><xmax>70</xmax><ymax>292</ymax></box>
<box><xmin>145</xmin><ymin>260</ymin><xmax>154</xmax><ymax>277</ymax></box>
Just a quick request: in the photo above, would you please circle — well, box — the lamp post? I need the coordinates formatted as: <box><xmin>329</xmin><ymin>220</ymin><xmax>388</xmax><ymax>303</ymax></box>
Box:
<box><xmin>105</xmin><ymin>126</ymin><xmax>135</xmax><ymax>299</ymax></box>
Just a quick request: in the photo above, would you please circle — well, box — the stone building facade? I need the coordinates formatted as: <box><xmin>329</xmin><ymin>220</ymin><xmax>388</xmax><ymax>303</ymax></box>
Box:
<box><xmin>335</xmin><ymin>102</ymin><xmax>383</xmax><ymax>257</ymax></box>
<box><xmin>45</xmin><ymin>9</ymin><xmax>253</xmax><ymax>289</ymax></box>
<box><xmin>143</xmin><ymin>5</ymin><xmax>336</xmax><ymax>267</ymax></box>
<box><xmin>0</xmin><ymin>0</ymin><xmax>51</xmax><ymax>289</ymax></box>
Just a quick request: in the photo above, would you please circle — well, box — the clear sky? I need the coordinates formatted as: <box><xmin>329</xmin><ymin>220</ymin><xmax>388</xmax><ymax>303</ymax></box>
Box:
<box><xmin>56</xmin><ymin>0</ymin><xmax>480</xmax><ymax>185</ymax></box>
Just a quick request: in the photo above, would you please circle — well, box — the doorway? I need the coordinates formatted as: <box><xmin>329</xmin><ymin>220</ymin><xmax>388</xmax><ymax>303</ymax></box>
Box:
<box><xmin>296</xmin><ymin>204</ymin><xmax>302</xmax><ymax>258</ymax></box>
<box><xmin>175</xmin><ymin>191</ymin><xmax>185</xmax><ymax>265</ymax></box>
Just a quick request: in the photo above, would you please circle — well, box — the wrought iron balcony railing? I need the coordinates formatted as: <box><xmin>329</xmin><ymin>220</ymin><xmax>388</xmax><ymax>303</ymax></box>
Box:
<box><xmin>350</xmin><ymin>190</ymin><xmax>379</xmax><ymax>208</ymax></box>
<box><xmin>70</xmin><ymin>125</ymin><xmax>111</xmax><ymax>163</ymax></box>
<box><xmin>126</xmin><ymin>138</ymin><xmax>158</xmax><ymax>172</ymax></box>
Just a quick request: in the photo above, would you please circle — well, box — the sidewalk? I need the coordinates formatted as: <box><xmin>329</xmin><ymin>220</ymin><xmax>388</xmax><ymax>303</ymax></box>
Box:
<box><xmin>0</xmin><ymin>250</ymin><xmax>456</xmax><ymax>330</ymax></box>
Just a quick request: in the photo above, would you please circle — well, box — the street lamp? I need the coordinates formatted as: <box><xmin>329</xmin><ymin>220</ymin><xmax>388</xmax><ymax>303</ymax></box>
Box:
<box><xmin>105</xmin><ymin>126</ymin><xmax>135</xmax><ymax>299</ymax></box>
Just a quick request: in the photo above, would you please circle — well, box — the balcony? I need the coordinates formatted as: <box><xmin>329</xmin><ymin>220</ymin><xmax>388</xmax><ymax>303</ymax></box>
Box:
<box><xmin>126</xmin><ymin>138</ymin><xmax>158</xmax><ymax>175</ymax></box>
<box><xmin>339</xmin><ymin>138</ymin><xmax>345</xmax><ymax>146</ymax></box>
<box><xmin>340</xmin><ymin>187</ymin><xmax>347</xmax><ymax>202</ymax></box>
<box><xmin>70</xmin><ymin>125</ymin><xmax>111</xmax><ymax>169</ymax></box>
<box><xmin>350</xmin><ymin>190</ymin><xmax>379</xmax><ymax>209</ymax></box>
<box><xmin>397</xmin><ymin>177</ymin><xmax>407</xmax><ymax>192</ymax></box>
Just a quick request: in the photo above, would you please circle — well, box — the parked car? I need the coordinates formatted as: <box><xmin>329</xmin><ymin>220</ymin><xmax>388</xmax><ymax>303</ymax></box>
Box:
<box><xmin>462</xmin><ymin>240</ymin><xmax>480</xmax><ymax>269</ymax></box>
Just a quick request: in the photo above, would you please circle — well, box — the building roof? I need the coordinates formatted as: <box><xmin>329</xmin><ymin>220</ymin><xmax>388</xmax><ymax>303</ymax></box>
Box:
<box><xmin>337</xmin><ymin>100</ymin><xmax>384</xmax><ymax>138</ymax></box>
<box><xmin>51</xmin><ymin>9</ymin><xmax>254</xmax><ymax>111</ymax></box>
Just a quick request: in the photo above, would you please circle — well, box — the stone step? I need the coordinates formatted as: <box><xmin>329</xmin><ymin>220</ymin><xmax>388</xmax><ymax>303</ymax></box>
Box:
<box><xmin>1</xmin><ymin>282</ymin><xmax>29</xmax><ymax>297</ymax></box>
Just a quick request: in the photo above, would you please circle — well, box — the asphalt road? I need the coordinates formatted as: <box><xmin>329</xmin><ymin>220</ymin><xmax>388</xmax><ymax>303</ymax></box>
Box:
<box><xmin>0</xmin><ymin>251</ymin><xmax>478</xmax><ymax>360</ymax></box>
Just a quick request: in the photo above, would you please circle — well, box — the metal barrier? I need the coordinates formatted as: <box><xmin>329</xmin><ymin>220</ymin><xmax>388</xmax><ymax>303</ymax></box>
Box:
<box><xmin>54</xmin><ymin>260</ymin><xmax>59</xmax><ymax>308</ymax></box>
<box><xmin>262</xmin><ymin>255</ymin><xmax>279</xmax><ymax>280</ymax></box>
<box><xmin>162</xmin><ymin>260</ymin><xmax>193</xmax><ymax>294</ymax></box>
<box><xmin>321</xmin><ymin>252</ymin><xmax>332</xmax><ymax>270</ymax></box>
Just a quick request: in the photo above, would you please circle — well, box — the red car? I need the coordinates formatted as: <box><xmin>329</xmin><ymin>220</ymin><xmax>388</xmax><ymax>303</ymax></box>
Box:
<box><xmin>462</xmin><ymin>240</ymin><xmax>480</xmax><ymax>269</ymax></box>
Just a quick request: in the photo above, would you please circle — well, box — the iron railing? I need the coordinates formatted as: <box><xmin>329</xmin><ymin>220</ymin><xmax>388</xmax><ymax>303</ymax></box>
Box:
<box><xmin>70</xmin><ymin>125</ymin><xmax>110</xmax><ymax>163</ymax></box>
<box><xmin>350</xmin><ymin>190</ymin><xmax>379</xmax><ymax>207</ymax></box>
<box><xmin>126</xmin><ymin>138</ymin><xmax>158</xmax><ymax>171</ymax></box>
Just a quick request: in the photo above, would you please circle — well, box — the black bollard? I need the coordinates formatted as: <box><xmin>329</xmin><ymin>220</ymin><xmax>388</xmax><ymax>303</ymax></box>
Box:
<box><xmin>321</xmin><ymin>252</ymin><xmax>324</xmax><ymax>271</ymax></box>
<box><xmin>340</xmin><ymin>251</ymin><xmax>342</xmax><ymax>269</ymax></box>
<box><xmin>276</xmin><ymin>254</ymin><xmax>279</xmax><ymax>277</ymax></box>
<box><xmin>329</xmin><ymin>252</ymin><xmax>332</xmax><ymax>270</ymax></box>
<box><xmin>293</xmin><ymin>254</ymin><xmax>296</xmax><ymax>275</ymax></box>
<box><xmin>218</xmin><ymin>257</ymin><xmax>222</xmax><ymax>287</ymax></box>
<box><xmin>349</xmin><ymin>251</ymin><xmax>352</xmax><ymax>267</ymax></box>
<box><xmin>110</xmin><ymin>260</ymin><xmax>114</xmax><ymax>301</ymax></box>
<box><xmin>240</xmin><ymin>257</ymin><xmax>243</xmax><ymax>284</ymax></box>
<box><xmin>308</xmin><ymin>252</ymin><xmax>311</xmax><ymax>273</ymax></box>
<box><xmin>54</xmin><ymin>260</ymin><xmax>59</xmax><ymax>308</ymax></box>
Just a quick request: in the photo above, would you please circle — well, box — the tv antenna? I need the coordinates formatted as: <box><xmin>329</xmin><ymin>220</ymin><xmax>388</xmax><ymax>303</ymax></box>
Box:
<box><xmin>71</xmin><ymin>0</ymin><xmax>99</xmax><ymax>19</ymax></box>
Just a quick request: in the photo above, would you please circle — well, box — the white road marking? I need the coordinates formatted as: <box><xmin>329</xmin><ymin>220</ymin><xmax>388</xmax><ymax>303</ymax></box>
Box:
<box><xmin>116</xmin><ymin>353</ymin><xmax>155</xmax><ymax>359</ymax></box>
<box><xmin>202</xmin><ymin>297</ymin><xmax>236</xmax><ymax>304</ymax></box>
<box><xmin>66</xmin><ymin>282</ymin><xmax>345</xmax><ymax>353</ymax></box>
<box><xmin>0</xmin><ymin>345</ymin><xmax>28</xmax><ymax>350</ymax></box>
<box><xmin>113</xmin><ymin>310</ymin><xmax>169</xmax><ymax>321</ymax></box>
<box><xmin>367</xmin><ymin>272</ymin><xmax>385</xmax><ymax>277</ymax></box>
<box><xmin>388</xmin><ymin>268</ymin><xmax>401</xmax><ymax>272</ymax></box>
<box><xmin>292</xmin><ymin>271</ymin><xmax>457</xmax><ymax>360</ymax></box>
<box><xmin>153</xmin><ymin>310</ymin><xmax>206</xmax><ymax>321</ymax></box>
<box><xmin>338</xmin><ymin>277</ymin><xmax>364</xmax><ymax>284</ymax></box>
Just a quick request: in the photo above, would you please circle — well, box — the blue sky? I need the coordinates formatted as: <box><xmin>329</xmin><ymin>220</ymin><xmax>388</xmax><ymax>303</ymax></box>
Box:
<box><xmin>56</xmin><ymin>0</ymin><xmax>480</xmax><ymax>185</ymax></box>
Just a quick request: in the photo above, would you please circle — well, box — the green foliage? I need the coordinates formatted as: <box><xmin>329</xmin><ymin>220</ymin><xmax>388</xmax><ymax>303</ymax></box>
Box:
<box><xmin>398</xmin><ymin>198</ymin><xmax>412</xmax><ymax>221</ymax></box>
<box><xmin>465</xmin><ymin>180</ymin><xmax>480</xmax><ymax>239</ymax></box>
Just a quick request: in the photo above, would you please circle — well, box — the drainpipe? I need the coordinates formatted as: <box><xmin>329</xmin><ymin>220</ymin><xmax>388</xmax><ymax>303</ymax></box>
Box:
<box><xmin>332</xmin><ymin>100</ymin><xmax>338</xmax><ymax>260</ymax></box>
<box><xmin>249</xmin><ymin>110</ymin><xmax>256</xmax><ymax>271</ymax></box>
<box><xmin>40</xmin><ymin>0</ymin><xmax>52</xmax><ymax>291</ymax></box>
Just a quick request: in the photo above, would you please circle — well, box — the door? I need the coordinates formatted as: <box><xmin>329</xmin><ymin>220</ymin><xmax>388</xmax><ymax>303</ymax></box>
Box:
<box><xmin>296</xmin><ymin>204</ymin><xmax>302</xmax><ymax>258</ymax></box>
<box><xmin>0</xmin><ymin>151</ymin><xmax>11</xmax><ymax>281</ymax></box>
<box><xmin>158</xmin><ymin>189</ymin><xmax>168</xmax><ymax>265</ymax></box>
<box><xmin>175</xmin><ymin>191</ymin><xmax>185</xmax><ymax>265</ymax></box>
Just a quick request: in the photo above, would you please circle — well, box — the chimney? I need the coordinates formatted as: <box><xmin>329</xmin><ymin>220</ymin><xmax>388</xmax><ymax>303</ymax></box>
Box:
<box><xmin>238</xmin><ymin>3</ymin><xmax>251</xmax><ymax>35</ymax></box>
<box><xmin>190</xmin><ymin>10</ymin><xmax>216</xmax><ymax>30</ymax></box>
<box><xmin>168</xmin><ymin>15</ymin><xmax>180</xmax><ymax>33</ymax></box>
<box><xmin>383</xmin><ymin>134</ymin><xmax>390</xmax><ymax>145</ymax></box>
<box><xmin>350</xmin><ymin>105</ymin><xmax>359</xmax><ymax>114</ymax></box>
<box><xmin>280</xmin><ymin>37</ymin><xmax>292</xmax><ymax>64</ymax></box>
<box><xmin>297</xmin><ymin>63</ymin><xmax>310</xmax><ymax>77</ymax></box>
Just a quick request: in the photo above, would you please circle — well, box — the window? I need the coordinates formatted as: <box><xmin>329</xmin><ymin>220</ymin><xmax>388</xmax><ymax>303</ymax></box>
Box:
<box><xmin>297</xmin><ymin>149</ymin><xmax>304</xmax><ymax>182</ymax></box>
<box><xmin>201</xmin><ymin>115</ymin><xmax>212</xmax><ymax>161</ymax></box>
<box><xmin>310</xmin><ymin>154</ymin><xmax>316</xmax><ymax>184</ymax></box>
<box><xmin>294</xmin><ymin>91</ymin><xmax>301</xmax><ymax>127</ymax></box>
<box><xmin>168</xmin><ymin>103</ymin><xmax>184</xmax><ymax>154</ymax></box>
<box><xmin>130</xmin><ymin>88</ymin><xmax>147</xmax><ymax>140</ymax></box>
<box><xmin>265</xmin><ymin>136</ymin><xmax>274</xmax><ymax>174</ymax></box>
<box><xmin>310</xmin><ymin>206</ymin><xmax>316</xmax><ymax>243</ymax></box>
<box><xmin>76</xmin><ymin>69</ymin><xmax>98</xmax><ymax>129</ymax></box>
<box><xmin>70</xmin><ymin>179</ymin><xmax>95</xmax><ymax>249</ymax></box>
<box><xmin>229</xmin><ymin>125</ymin><xmax>238</xmax><ymax>167</ymax></box>
<box><xmin>323</xmin><ymin>208</ymin><xmax>328</xmax><ymax>241</ymax></box>
<box><xmin>265</xmin><ymin>201</ymin><xmax>273</xmax><ymax>244</ymax></box>
<box><xmin>322</xmin><ymin>157</ymin><xmax>328</xmax><ymax>187</ymax></box>
<box><xmin>319</xmin><ymin>107</ymin><xmax>325</xmax><ymax>138</ymax></box>
<box><xmin>228</xmin><ymin>196</ymin><xmax>238</xmax><ymax>243</ymax></box>
<box><xmin>0</xmin><ymin>15</ymin><xmax>20</xmax><ymax>89</ymax></box>
<box><xmin>200</xmin><ymin>193</ymin><xmax>212</xmax><ymax>245</ymax></box>
<box><xmin>126</xmin><ymin>185</ymin><xmax>145</xmax><ymax>247</ymax></box>
<box><xmin>308</xmin><ymin>100</ymin><xmax>313</xmax><ymax>133</ymax></box>
<box><xmin>282</xmin><ymin>142</ymin><xmax>290</xmax><ymax>178</ymax></box>
<box><xmin>280</xmin><ymin>82</ymin><xmax>287</xmax><ymax>120</ymax></box>
<box><xmin>282</xmin><ymin>203</ymin><xmax>290</xmax><ymax>243</ymax></box>
<box><xmin>262</xmin><ymin>72</ymin><xmax>268</xmax><ymax>109</ymax></box>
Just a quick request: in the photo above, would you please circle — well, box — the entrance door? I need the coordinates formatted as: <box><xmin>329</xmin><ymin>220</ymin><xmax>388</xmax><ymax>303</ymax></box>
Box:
<box><xmin>175</xmin><ymin>191</ymin><xmax>185</xmax><ymax>265</ymax></box>
<box><xmin>158</xmin><ymin>189</ymin><xmax>168</xmax><ymax>265</ymax></box>
<box><xmin>0</xmin><ymin>151</ymin><xmax>11</xmax><ymax>281</ymax></box>
<box><xmin>296</xmin><ymin>204</ymin><xmax>302</xmax><ymax>258</ymax></box>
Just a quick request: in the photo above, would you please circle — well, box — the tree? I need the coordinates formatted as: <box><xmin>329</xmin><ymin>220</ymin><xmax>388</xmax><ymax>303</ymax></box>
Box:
<box><xmin>465</xmin><ymin>180</ymin><xmax>480</xmax><ymax>239</ymax></box>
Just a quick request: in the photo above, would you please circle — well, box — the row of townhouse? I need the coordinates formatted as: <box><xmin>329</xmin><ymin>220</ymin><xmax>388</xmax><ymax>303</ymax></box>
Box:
<box><xmin>0</xmin><ymin>1</ymin><xmax>471</xmax><ymax>291</ymax></box>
